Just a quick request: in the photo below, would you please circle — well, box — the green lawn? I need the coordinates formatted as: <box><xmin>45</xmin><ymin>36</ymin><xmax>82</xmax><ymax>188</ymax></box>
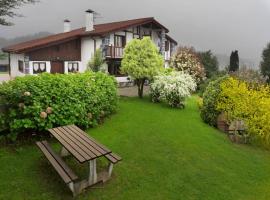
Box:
<box><xmin>1</xmin><ymin>97</ymin><xmax>270</xmax><ymax>200</ymax></box>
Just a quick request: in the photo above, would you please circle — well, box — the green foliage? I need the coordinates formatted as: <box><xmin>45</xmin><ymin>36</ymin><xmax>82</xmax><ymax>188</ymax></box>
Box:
<box><xmin>87</xmin><ymin>49</ymin><xmax>104</xmax><ymax>72</ymax></box>
<box><xmin>0</xmin><ymin>52</ymin><xmax>7</xmax><ymax>60</ymax></box>
<box><xmin>229</xmin><ymin>50</ymin><xmax>239</xmax><ymax>72</ymax></box>
<box><xmin>197</xmin><ymin>71</ymin><xmax>228</xmax><ymax>97</ymax></box>
<box><xmin>0</xmin><ymin>72</ymin><xmax>118</xmax><ymax>140</ymax></box>
<box><xmin>217</xmin><ymin>77</ymin><xmax>270</xmax><ymax>147</ymax></box>
<box><xmin>2</xmin><ymin>97</ymin><xmax>270</xmax><ymax>200</ymax></box>
<box><xmin>260</xmin><ymin>42</ymin><xmax>270</xmax><ymax>83</ymax></box>
<box><xmin>200</xmin><ymin>75</ymin><xmax>229</xmax><ymax>126</ymax></box>
<box><xmin>0</xmin><ymin>0</ymin><xmax>38</xmax><ymax>26</ymax></box>
<box><xmin>198</xmin><ymin>50</ymin><xmax>219</xmax><ymax>78</ymax></box>
<box><xmin>121</xmin><ymin>37</ymin><xmax>164</xmax><ymax>98</ymax></box>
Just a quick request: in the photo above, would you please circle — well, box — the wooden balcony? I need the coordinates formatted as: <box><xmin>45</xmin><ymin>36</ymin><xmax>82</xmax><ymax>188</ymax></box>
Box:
<box><xmin>104</xmin><ymin>45</ymin><xmax>124</xmax><ymax>59</ymax></box>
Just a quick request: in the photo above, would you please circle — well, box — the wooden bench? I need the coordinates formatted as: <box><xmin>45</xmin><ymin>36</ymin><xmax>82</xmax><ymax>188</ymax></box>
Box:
<box><xmin>36</xmin><ymin>141</ymin><xmax>79</xmax><ymax>193</ymax></box>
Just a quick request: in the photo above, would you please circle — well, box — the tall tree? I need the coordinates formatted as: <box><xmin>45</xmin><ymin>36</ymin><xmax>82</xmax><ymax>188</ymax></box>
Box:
<box><xmin>260</xmin><ymin>42</ymin><xmax>270</xmax><ymax>83</ymax></box>
<box><xmin>0</xmin><ymin>0</ymin><xmax>38</xmax><ymax>26</ymax></box>
<box><xmin>121</xmin><ymin>37</ymin><xmax>164</xmax><ymax>98</ymax></box>
<box><xmin>229</xmin><ymin>50</ymin><xmax>239</xmax><ymax>72</ymax></box>
<box><xmin>198</xmin><ymin>50</ymin><xmax>219</xmax><ymax>78</ymax></box>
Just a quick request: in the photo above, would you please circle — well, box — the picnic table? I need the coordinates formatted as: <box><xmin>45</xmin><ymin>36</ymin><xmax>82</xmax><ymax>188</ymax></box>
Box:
<box><xmin>36</xmin><ymin>124</ymin><xmax>121</xmax><ymax>197</ymax></box>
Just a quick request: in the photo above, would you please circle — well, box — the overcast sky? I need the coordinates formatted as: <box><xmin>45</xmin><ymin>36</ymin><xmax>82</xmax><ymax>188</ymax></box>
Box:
<box><xmin>1</xmin><ymin>0</ymin><xmax>270</xmax><ymax>66</ymax></box>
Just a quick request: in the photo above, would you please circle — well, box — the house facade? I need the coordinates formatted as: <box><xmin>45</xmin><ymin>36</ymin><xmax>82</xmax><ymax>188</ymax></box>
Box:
<box><xmin>2</xmin><ymin>10</ymin><xmax>178</xmax><ymax>83</ymax></box>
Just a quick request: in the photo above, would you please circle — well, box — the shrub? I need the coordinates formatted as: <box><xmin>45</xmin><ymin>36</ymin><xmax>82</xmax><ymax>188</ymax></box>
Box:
<box><xmin>197</xmin><ymin>71</ymin><xmax>228</xmax><ymax>97</ymax></box>
<box><xmin>150</xmin><ymin>72</ymin><xmax>197</xmax><ymax>108</ymax></box>
<box><xmin>0</xmin><ymin>72</ymin><xmax>118</xmax><ymax>141</ymax></box>
<box><xmin>170</xmin><ymin>47</ymin><xmax>206</xmax><ymax>83</ymax></box>
<box><xmin>200</xmin><ymin>75</ymin><xmax>229</xmax><ymax>126</ymax></box>
<box><xmin>230</xmin><ymin>66</ymin><xmax>268</xmax><ymax>86</ymax></box>
<box><xmin>217</xmin><ymin>77</ymin><xmax>270</xmax><ymax>146</ymax></box>
<box><xmin>121</xmin><ymin>37</ymin><xmax>164</xmax><ymax>98</ymax></box>
<box><xmin>87</xmin><ymin>48</ymin><xmax>104</xmax><ymax>72</ymax></box>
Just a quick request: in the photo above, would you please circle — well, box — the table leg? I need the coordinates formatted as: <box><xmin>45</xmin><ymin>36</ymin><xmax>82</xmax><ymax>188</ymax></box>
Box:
<box><xmin>88</xmin><ymin>159</ymin><xmax>97</xmax><ymax>185</ymax></box>
<box><xmin>108</xmin><ymin>162</ymin><xmax>114</xmax><ymax>178</ymax></box>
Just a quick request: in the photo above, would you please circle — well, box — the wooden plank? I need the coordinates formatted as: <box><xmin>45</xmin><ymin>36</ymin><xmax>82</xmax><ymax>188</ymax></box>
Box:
<box><xmin>62</xmin><ymin>126</ymin><xmax>102</xmax><ymax>157</ymax></box>
<box><xmin>110</xmin><ymin>152</ymin><xmax>122</xmax><ymax>161</ymax></box>
<box><xmin>48</xmin><ymin>129</ymin><xmax>85</xmax><ymax>163</ymax></box>
<box><xmin>36</xmin><ymin>141</ymin><xmax>72</xmax><ymax>184</ymax></box>
<box><xmin>67</xmin><ymin>126</ymin><xmax>111</xmax><ymax>155</ymax></box>
<box><xmin>57</xmin><ymin>127</ymin><xmax>97</xmax><ymax>159</ymax></box>
<box><xmin>66</xmin><ymin>125</ymin><xmax>110</xmax><ymax>154</ymax></box>
<box><xmin>52</xmin><ymin>128</ymin><xmax>91</xmax><ymax>161</ymax></box>
<box><xmin>69</xmin><ymin>125</ymin><xmax>111</xmax><ymax>154</ymax></box>
<box><xmin>41</xmin><ymin>141</ymin><xmax>78</xmax><ymax>181</ymax></box>
<box><xmin>105</xmin><ymin>154</ymin><xmax>118</xmax><ymax>164</ymax></box>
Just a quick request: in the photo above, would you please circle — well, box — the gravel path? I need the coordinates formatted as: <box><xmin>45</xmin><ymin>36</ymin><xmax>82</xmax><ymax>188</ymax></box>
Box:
<box><xmin>118</xmin><ymin>86</ymin><xmax>150</xmax><ymax>97</ymax></box>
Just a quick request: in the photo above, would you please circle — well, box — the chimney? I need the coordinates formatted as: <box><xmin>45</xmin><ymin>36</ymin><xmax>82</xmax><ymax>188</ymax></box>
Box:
<box><xmin>85</xmin><ymin>9</ymin><xmax>94</xmax><ymax>32</ymax></box>
<box><xmin>63</xmin><ymin>19</ymin><xmax>71</xmax><ymax>32</ymax></box>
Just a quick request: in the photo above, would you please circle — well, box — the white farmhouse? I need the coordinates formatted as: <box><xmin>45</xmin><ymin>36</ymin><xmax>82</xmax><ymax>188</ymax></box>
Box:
<box><xmin>2</xmin><ymin>10</ymin><xmax>178</xmax><ymax>83</ymax></box>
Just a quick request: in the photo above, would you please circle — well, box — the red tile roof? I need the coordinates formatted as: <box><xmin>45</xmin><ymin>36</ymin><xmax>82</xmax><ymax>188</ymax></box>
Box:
<box><xmin>2</xmin><ymin>17</ymin><xmax>176</xmax><ymax>53</ymax></box>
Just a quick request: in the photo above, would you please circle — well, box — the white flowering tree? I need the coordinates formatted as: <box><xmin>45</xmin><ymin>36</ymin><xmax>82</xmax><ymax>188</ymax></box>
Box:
<box><xmin>170</xmin><ymin>47</ymin><xmax>206</xmax><ymax>83</ymax></box>
<box><xmin>150</xmin><ymin>72</ymin><xmax>197</xmax><ymax>108</ymax></box>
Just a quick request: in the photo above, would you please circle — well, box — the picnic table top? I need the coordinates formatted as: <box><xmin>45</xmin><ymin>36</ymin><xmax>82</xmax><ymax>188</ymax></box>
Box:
<box><xmin>48</xmin><ymin>125</ymin><xmax>112</xmax><ymax>163</ymax></box>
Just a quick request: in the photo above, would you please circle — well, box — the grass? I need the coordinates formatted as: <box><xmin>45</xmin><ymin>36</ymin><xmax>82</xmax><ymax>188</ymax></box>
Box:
<box><xmin>1</xmin><ymin>97</ymin><xmax>270</xmax><ymax>200</ymax></box>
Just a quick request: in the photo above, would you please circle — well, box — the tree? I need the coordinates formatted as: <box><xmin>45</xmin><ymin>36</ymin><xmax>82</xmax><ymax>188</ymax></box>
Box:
<box><xmin>198</xmin><ymin>50</ymin><xmax>219</xmax><ymax>78</ymax></box>
<box><xmin>87</xmin><ymin>49</ymin><xmax>104</xmax><ymax>72</ymax></box>
<box><xmin>121</xmin><ymin>37</ymin><xmax>164</xmax><ymax>98</ymax></box>
<box><xmin>229</xmin><ymin>50</ymin><xmax>239</xmax><ymax>72</ymax></box>
<box><xmin>0</xmin><ymin>0</ymin><xmax>38</xmax><ymax>26</ymax></box>
<box><xmin>170</xmin><ymin>47</ymin><xmax>206</xmax><ymax>83</ymax></box>
<box><xmin>260</xmin><ymin>42</ymin><xmax>270</xmax><ymax>83</ymax></box>
<box><xmin>0</xmin><ymin>52</ymin><xmax>7</xmax><ymax>60</ymax></box>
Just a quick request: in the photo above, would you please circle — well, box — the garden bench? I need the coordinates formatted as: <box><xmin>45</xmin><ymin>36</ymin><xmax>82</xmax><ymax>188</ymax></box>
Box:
<box><xmin>36</xmin><ymin>124</ymin><xmax>121</xmax><ymax>197</ymax></box>
<box><xmin>36</xmin><ymin>140</ymin><xmax>78</xmax><ymax>186</ymax></box>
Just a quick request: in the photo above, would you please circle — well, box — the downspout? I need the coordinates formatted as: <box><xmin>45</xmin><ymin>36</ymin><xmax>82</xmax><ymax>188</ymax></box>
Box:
<box><xmin>8</xmin><ymin>53</ymin><xmax>11</xmax><ymax>77</ymax></box>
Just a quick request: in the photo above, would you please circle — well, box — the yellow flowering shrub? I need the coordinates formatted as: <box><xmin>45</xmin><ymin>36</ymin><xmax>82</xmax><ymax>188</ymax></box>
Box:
<box><xmin>217</xmin><ymin>77</ymin><xmax>270</xmax><ymax>146</ymax></box>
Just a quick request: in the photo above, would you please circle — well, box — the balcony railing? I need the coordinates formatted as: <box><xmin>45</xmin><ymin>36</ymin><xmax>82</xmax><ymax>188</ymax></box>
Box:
<box><xmin>104</xmin><ymin>45</ymin><xmax>124</xmax><ymax>59</ymax></box>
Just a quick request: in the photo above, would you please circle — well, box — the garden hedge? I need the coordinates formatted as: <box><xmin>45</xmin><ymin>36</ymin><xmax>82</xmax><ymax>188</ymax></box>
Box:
<box><xmin>0</xmin><ymin>72</ymin><xmax>118</xmax><ymax>140</ymax></box>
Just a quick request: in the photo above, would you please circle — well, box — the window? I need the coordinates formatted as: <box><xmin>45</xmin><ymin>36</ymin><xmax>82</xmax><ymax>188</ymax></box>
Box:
<box><xmin>68</xmin><ymin>62</ymin><xmax>79</xmax><ymax>73</ymax></box>
<box><xmin>165</xmin><ymin>41</ymin><xmax>170</xmax><ymax>51</ymax></box>
<box><xmin>18</xmin><ymin>60</ymin><xmax>24</xmax><ymax>73</ymax></box>
<box><xmin>133</xmin><ymin>26</ymin><xmax>140</xmax><ymax>35</ymax></box>
<box><xmin>108</xmin><ymin>62</ymin><xmax>122</xmax><ymax>76</ymax></box>
<box><xmin>33</xmin><ymin>62</ymin><xmax>46</xmax><ymax>74</ymax></box>
<box><xmin>114</xmin><ymin>35</ymin><xmax>125</xmax><ymax>47</ymax></box>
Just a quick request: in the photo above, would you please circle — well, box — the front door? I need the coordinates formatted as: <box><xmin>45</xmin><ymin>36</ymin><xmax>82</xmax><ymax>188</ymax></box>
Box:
<box><xmin>51</xmin><ymin>61</ymin><xmax>64</xmax><ymax>74</ymax></box>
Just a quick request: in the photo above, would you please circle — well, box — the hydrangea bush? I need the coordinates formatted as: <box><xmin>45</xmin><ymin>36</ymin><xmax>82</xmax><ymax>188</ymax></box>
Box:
<box><xmin>0</xmin><ymin>72</ymin><xmax>118</xmax><ymax>141</ymax></box>
<box><xmin>170</xmin><ymin>47</ymin><xmax>206</xmax><ymax>83</ymax></box>
<box><xmin>150</xmin><ymin>72</ymin><xmax>197</xmax><ymax>108</ymax></box>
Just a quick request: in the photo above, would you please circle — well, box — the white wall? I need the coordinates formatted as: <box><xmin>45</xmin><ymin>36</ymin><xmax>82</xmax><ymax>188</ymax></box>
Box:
<box><xmin>81</xmin><ymin>37</ymin><xmax>102</xmax><ymax>72</ymax></box>
<box><xmin>126</xmin><ymin>32</ymin><xmax>133</xmax><ymax>44</ymax></box>
<box><xmin>10</xmin><ymin>53</ymin><xmax>25</xmax><ymax>77</ymax></box>
<box><xmin>81</xmin><ymin>37</ymin><xmax>95</xmax><ymax>72</ymax></box>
